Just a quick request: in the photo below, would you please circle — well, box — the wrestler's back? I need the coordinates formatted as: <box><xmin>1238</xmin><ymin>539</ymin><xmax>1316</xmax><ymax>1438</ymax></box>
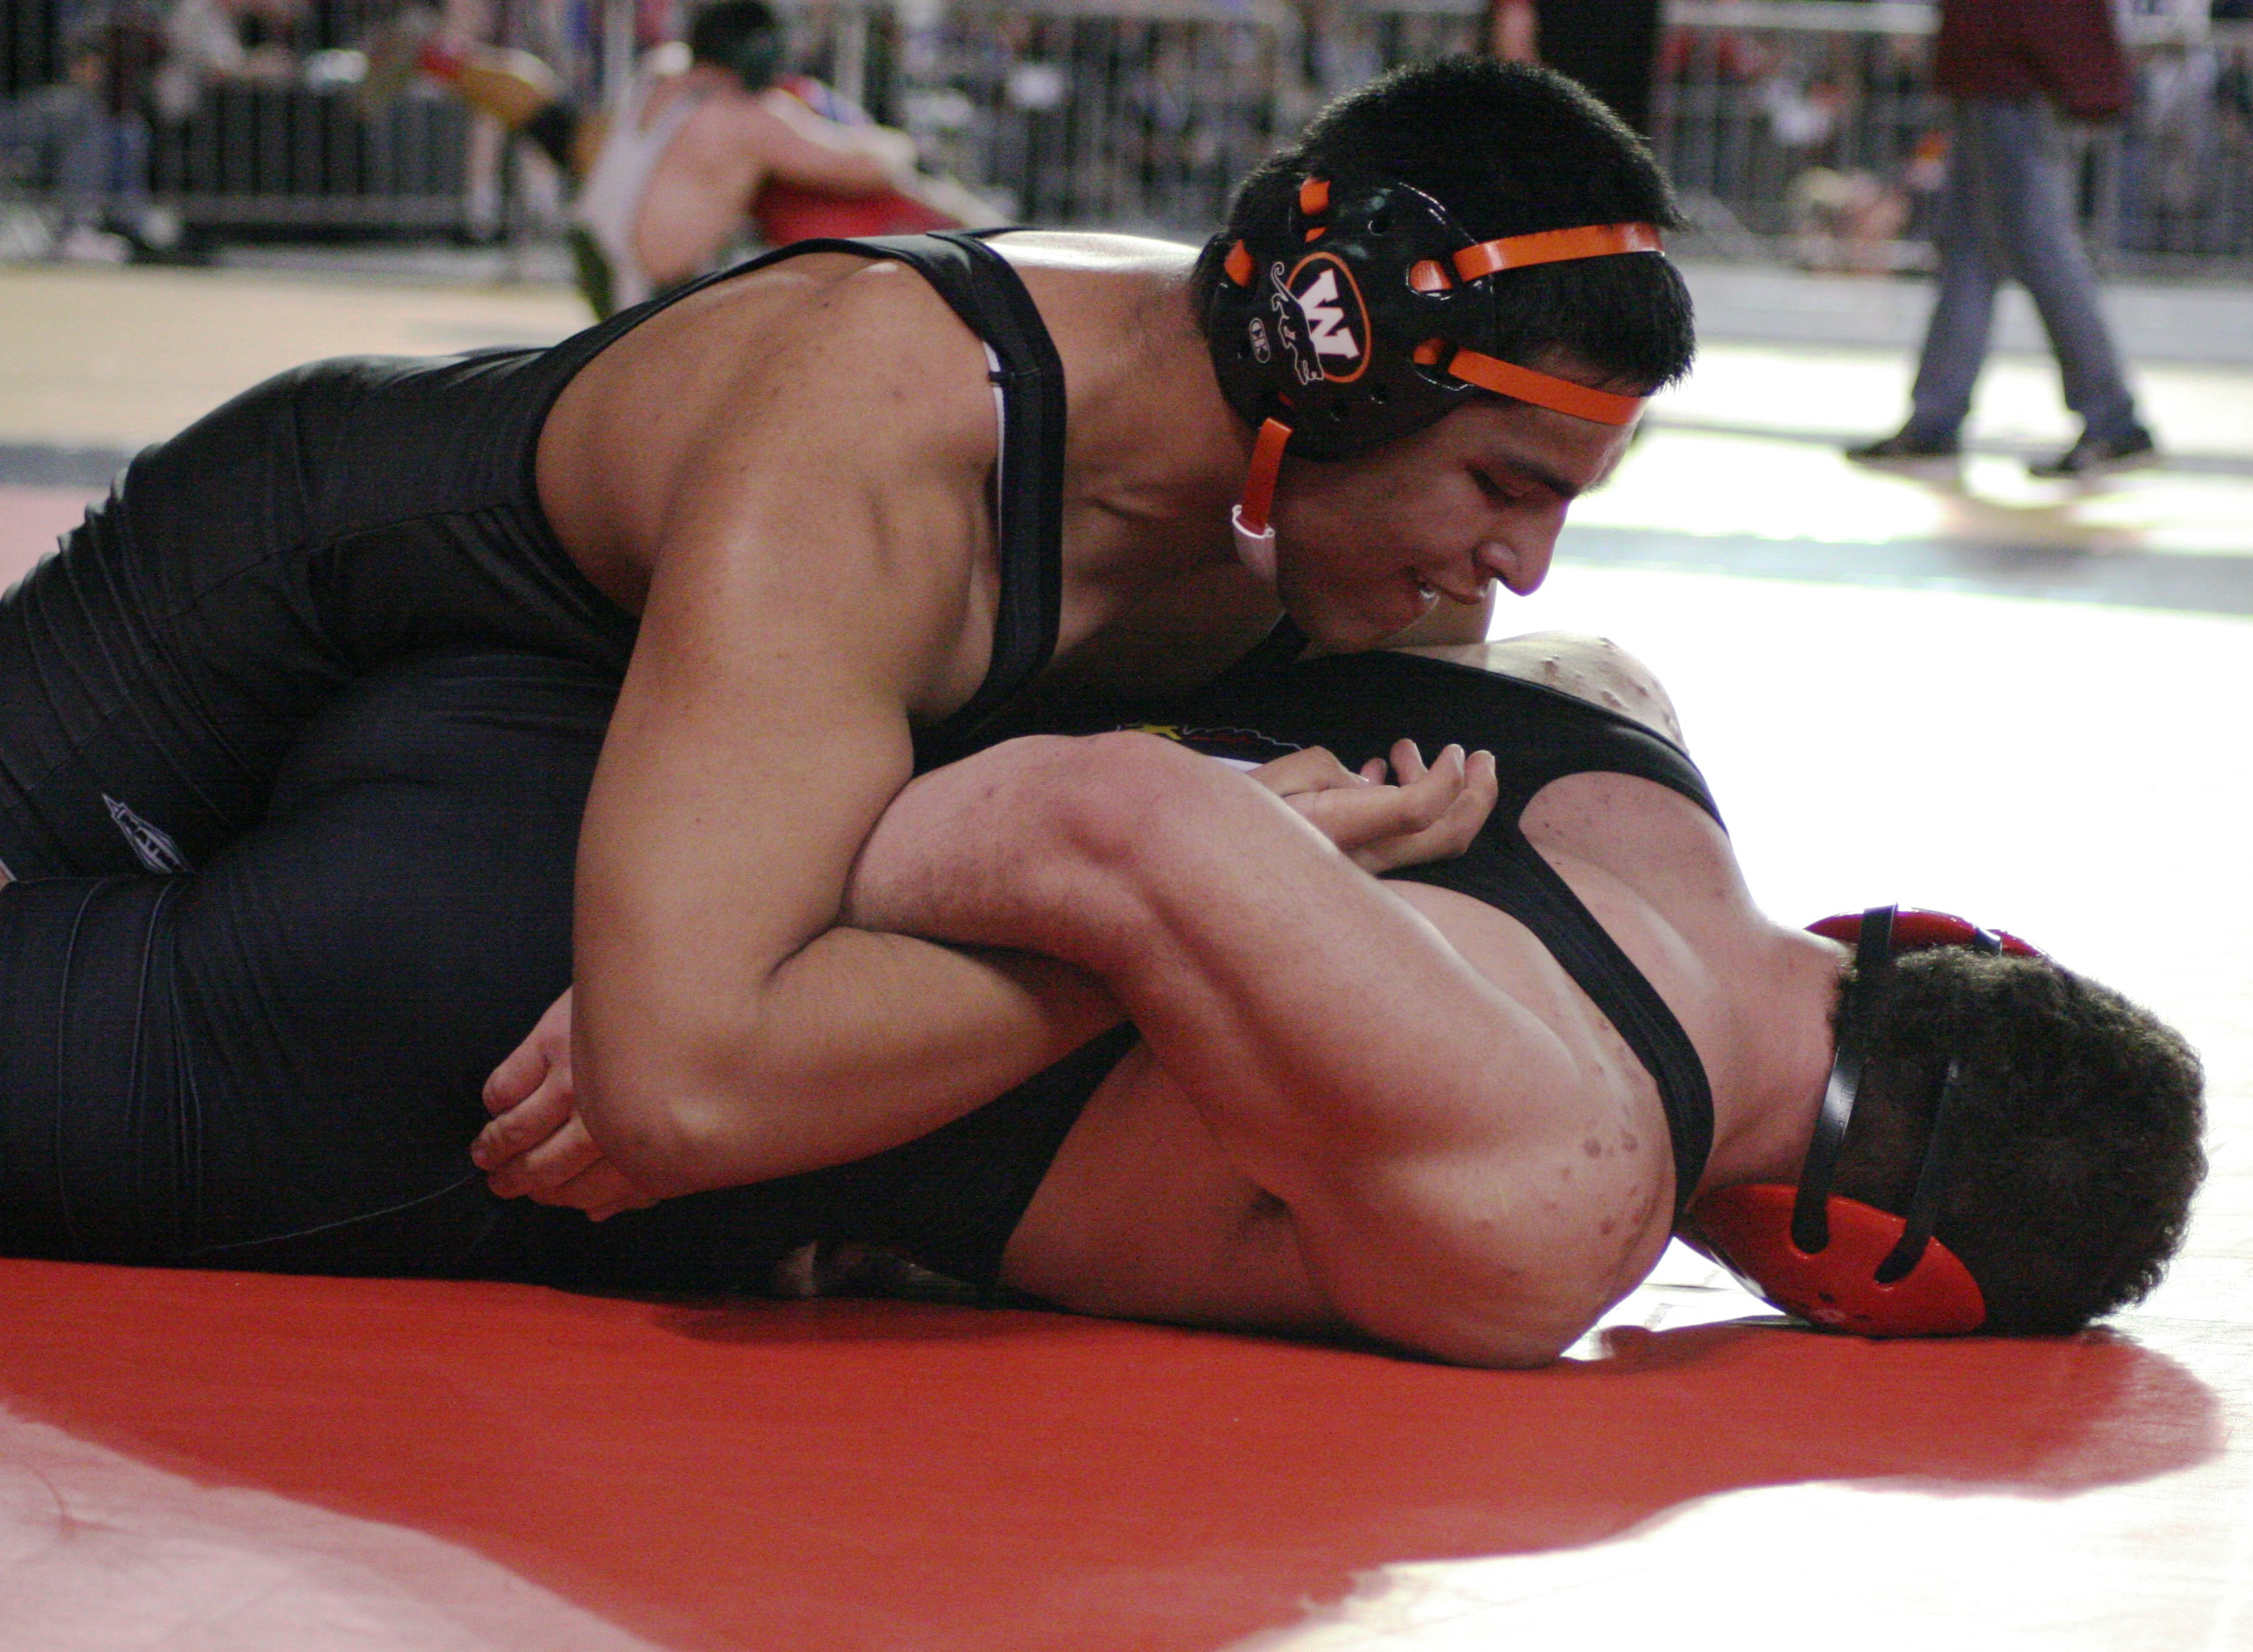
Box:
<box><xmin>1001</xmin><ymin>650</ymin><xmax>1801</xmax><ymax>1344</ymax></box>
<box><xmin>630</xmin><ymin>76</ymin><xmax>767</xmax><ymax>286</ymax></box>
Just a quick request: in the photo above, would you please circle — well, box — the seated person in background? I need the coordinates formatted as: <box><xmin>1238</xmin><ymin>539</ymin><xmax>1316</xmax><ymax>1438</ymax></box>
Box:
<box><xmin>359</xmin><ymin>0</ymin><xmax>996</xmax><ymax>315</ymax></box>
<box><xmin>0</xmin><ymin>634</ymin><xmax>2201</xmax><ymax>1368</ymax></box>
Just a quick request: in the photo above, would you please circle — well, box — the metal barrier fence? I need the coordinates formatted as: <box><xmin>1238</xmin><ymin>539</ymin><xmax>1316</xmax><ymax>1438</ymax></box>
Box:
<box><xmin>4</xmin><ymin>0</ymin><xmax>61</xmax><ymax>101</ymax></box>
<box><xmin>797</xmin><ymin>0</ymin><xmax>2253</xmax><ymax>269</ymax></box>
<box><xmin>146</xmin><ymin>85</ymin><xmax>470</xmax><ymax>227</ymax></box>
<box><xmin>1652</xmin><ymin>1</ymin><xmax>2253</xmax><ymax>272</ymax></box>
<box><xmin>2</xmin><ymin>0</ymin><xmax>2248</xmax><ymax>269</ymax></box>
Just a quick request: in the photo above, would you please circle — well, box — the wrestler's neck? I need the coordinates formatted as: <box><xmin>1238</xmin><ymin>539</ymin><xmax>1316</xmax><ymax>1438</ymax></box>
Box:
<box><xmin>1053</xmin><ymin>274</ymin><xmax>1259</xmax><ymax>598</ymax></box>
<box><xmin>1694</xmin><ymin>927</ymin><xmax>1848</xmax><ymax>1202</ymax></box>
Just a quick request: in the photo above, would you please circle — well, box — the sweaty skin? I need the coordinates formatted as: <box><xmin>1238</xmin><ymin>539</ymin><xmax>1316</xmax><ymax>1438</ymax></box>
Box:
<box><xmin>835</xmin><ymin>636</ymin><xmax>1846</xmax><ymax>1367</ymax></box>
<box><xmin>533</xmin><ymin>232</ymin><xmax>1641</xmax><ymax>1201</ymax></box>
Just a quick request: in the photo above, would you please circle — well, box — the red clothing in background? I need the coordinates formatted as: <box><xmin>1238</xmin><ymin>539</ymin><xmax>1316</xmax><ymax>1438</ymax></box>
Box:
<box><xmin>1933</xmin><ymin>0</ymin><xmax>2132</xmax><ymax>120</ymax></box>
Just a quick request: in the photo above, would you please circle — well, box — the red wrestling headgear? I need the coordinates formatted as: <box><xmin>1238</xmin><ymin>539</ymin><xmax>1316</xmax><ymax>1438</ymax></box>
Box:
<box><xmin>1690</xmin><ymin>905</ymin><xmax>2041</xmax><ymax>1337</ymax></box>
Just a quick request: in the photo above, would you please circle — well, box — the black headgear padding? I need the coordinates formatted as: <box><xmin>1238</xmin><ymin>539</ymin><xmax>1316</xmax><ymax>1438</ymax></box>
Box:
<box><xmin>1204</xmin><ymin>176</ymin><xmax>1501</xmax><ymax>462</ymax></box>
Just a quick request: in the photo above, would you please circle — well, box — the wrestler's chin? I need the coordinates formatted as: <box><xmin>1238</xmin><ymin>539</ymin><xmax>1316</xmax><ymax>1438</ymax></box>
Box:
<box><xmin>1286</xmin><ymin>583</ymin><xmax>1441</xmax><ymax>652</ymax></box>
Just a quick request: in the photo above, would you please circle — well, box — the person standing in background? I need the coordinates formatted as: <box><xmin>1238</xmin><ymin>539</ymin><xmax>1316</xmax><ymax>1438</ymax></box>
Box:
<box><xmin>1484</xmin><ymin>0</ymin><xmax>1663</xmax><ymax>135</ymax></box>
<box><xmin>1847</xmin><ymin>0</ymin><xmax>2155</xmax><ymax>477</ymax></box>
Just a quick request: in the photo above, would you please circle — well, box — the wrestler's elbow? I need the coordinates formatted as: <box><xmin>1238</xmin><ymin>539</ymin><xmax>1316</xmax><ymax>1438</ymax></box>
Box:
<box><xmin>1363</xmin><ymin>1293</ymin><xmax>1587</xmax><ymax>1370</ymax></box>
<box><xmin>1309</xmin><ymin>1202</ymin><xmax>1607</xmax><ymax>1369</ymax></box>
<box><xmin>573</xmin><ymin>1018</ymin><xmax>767</xmax><ymax>1197</ymax></box>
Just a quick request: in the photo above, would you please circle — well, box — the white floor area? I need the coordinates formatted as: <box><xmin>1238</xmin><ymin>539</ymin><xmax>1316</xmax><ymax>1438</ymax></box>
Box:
<box><xmin>1255</xmin><ymin>562</ymin><xmax>2253</xmax><ymax>1651</ymax></box>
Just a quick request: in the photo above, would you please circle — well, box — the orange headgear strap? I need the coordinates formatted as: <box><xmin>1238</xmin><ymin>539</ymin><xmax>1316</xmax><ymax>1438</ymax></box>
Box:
<box><xmin>1237</xmin><ymin>415</ymin><xmax>1293</xmax><ymax>536</ymax></box>
<box><xmin>1451</xmin><ymin>221</ymin><xmax>1663</xmax><ymax>281</ymax></box>
<box><xmin>1230</xmin><ymin>212</ymin><xmax>1661</xmax><ymax>572</ymax></box>
<box><xmin>1443</xmin><ymin>348</ymin><xmax>1645</xmax><ymax>426</ymax></box>
<box><xmin>1427</xmin><ymin>221</ymin><xmax>1662</xmax><ymax>426</ymax></box>
<box><xmin>1230</xmin><ymin>416</ymin><xmax>1293</xmax><ymax>583</ymax></box>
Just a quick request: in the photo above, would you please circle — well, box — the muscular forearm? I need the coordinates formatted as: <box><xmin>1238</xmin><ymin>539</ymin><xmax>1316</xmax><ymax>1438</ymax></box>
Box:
<box><xmin>579</xmin><ymin>922</ymin><xmax>1120</xmax><ymax>1196</ymax></box>
<box><xmin>844</xmin><ymin>733</ymin><xmax>1506</xmax><ymax>1161</ymax></box>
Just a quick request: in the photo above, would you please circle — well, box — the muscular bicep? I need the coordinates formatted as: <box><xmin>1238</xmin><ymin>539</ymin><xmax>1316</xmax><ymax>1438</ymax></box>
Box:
<box><xmin>574</xmin><ymin>540</ymin><xmax>915</xmax><ymax>1112</ymax></box>
<box><xmin>571</xmin><ymin>312</ymin><xmax>995</xmax><ymax>1151</ymax></box>
<box><xmin>1246</xmin><ymin>883</ymin><xmax>1674</xmax><ymax>1366</ymax></box>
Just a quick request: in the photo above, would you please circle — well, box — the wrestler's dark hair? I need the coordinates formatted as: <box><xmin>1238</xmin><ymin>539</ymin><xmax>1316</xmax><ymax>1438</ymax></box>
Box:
<box><xmin>1832</xmin><ymin>950</ymin><xmax>2206</xmax><ymax>1336</ymax></box>
<box><xmin>688</xmin><ymin>0</ymin><xmax>783</xmax><ymax>90</ymax></box>
<box><xmin>1192</xmin><ymin>57</ymin><xmax>1696</xmax><ymax>394</ymax></box>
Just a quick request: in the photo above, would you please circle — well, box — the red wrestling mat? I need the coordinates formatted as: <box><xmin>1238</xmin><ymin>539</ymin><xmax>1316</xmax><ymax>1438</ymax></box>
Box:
<box><xmin>0</xmin><ymin>1259</ymin><xmax>2217</xmax><ymax>1651</ymax></box>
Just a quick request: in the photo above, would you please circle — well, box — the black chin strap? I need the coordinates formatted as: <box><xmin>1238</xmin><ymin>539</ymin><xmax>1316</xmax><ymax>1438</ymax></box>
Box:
<box><xmin>1795</xmin><ymin>904</ymin><xmax>1996</xmax><ymax>1273</ymax></box>
<box><xmin>1791</xmin><ymin>904</ymin><xmax>1896</xmax><ymax>1253</ymax></box>
<box><xmin>1876</xmin><ymin>1057</ymin><xmax>1967</xmax><ymax>1282</ymax></box>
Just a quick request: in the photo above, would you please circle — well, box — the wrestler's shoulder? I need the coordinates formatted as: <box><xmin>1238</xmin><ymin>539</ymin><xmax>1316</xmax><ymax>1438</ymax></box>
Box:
<box><xmin>609</xmin><ymin>253</ymin><xmax>998</xmax><ymax>431</ymax></box>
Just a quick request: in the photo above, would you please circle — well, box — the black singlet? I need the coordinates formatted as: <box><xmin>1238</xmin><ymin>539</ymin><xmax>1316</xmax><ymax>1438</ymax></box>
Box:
<box><xmin>0</xmin><ymin>231</ymin><xmax>1064</xmax><ymax>882</ymax></box>
<box><xmin>991</xmin><ymin>648</ymin><xmax>1725</xmax><ymax>1214</ymax></box>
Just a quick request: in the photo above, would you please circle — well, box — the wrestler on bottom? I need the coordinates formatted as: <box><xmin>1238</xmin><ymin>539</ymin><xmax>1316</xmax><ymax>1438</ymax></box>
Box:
<box><xmin>0</xmin><ymin>636</ymin><xmax>2201</xmax><ymax>1367</ymax></box>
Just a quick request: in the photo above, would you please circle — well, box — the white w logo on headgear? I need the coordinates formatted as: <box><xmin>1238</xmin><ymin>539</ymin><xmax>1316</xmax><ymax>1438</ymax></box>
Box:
<box><xmin>1291</xmin><ymin>267</ymin><xmax>1362</xmax><ymax>361</ymax></box>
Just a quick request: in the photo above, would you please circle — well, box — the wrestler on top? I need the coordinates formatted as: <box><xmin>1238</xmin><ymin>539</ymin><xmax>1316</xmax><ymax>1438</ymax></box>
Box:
<box><xmin>0</xmin><ymin>59</ymin><xmax>1696</xmax><ymax>1257</ymax></box>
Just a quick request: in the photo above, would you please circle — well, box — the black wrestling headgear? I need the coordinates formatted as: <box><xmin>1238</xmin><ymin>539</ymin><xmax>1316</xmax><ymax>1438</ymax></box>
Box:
<box><xmin>1203</xmin><ymin>172</ymin><xmax>1662</xmax><ymax>577</ymax></box>
<box><xmin>1692</xmin><ymin>907</ymin><xmax>2043</xmax><ymax>1337</ymax></box>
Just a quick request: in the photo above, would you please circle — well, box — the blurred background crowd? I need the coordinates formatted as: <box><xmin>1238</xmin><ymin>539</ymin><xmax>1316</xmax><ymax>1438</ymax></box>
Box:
<box><xmin>1</xmin><ymin>0</ymin><xmax>2246</xmax><ymax>279</ymax></box>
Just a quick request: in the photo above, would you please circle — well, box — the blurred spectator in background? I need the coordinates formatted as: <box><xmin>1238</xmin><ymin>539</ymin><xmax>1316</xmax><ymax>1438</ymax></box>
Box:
<box><xmin>1848</xmin><ymin>0</ymin><xmax>2155</xmax><ymax>477</ymax></box>
<box><xmin>1484</xmin><ymin>0</ymin><xmax>1662</xmax><ymax>135</ymax></box>
<box><xmin>154</xmin><ymin>0</ymin><xmax>301</xmax><ymax>123</ymax></box>
<box><xmin>0</xmin><ymin>6</ymin><xmax>168</xmax><ymax>258</ymax></box>
<box><xmin>359</xmin><ymin>0</ymin><xmax>994</xmax><ymax>315</ymax></box>
<box><xmin>63</xmin><ymin>11</ymin><xmax>163</xmax><ymax>253</ymax></box>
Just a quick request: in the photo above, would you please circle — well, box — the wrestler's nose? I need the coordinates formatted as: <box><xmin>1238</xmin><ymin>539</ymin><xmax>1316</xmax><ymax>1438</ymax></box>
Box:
<box><xmin>1478</xmin><ymin>533</ymin><xmax>1554</xmax><ymax>598</ymax></box>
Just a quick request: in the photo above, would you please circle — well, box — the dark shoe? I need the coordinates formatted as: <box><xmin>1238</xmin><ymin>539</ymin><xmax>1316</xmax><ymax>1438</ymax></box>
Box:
<box><xmin>2029</xmin><ymin>426</ymin><xmax>2159</xmax><ymax>479</ymax></box>
<box><xmin>1845</xmin><ymin>429</ymin><xmax>1960</xmax><ymax>465</ymax></box>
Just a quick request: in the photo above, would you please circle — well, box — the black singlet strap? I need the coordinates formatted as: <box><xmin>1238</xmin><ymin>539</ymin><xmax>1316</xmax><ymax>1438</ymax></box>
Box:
<box><xmin>1480</xmin><ymin>830</ymin><xmax>1716</xmax><ymax>1214</ymax></box>
<box><xmin>1208</xmin><ymin>615</ymin><xmax>1310</xmax><ymax>693</ymax></box>
<box><xmin>565</xmin><ymin>232</ymin><xmax>1067</xmax><ymax>769</ymax></box>
<box><xmin>822</xmin><ymin>231</ymin><xmax>1066</xmax><ymax>764</ymax></box>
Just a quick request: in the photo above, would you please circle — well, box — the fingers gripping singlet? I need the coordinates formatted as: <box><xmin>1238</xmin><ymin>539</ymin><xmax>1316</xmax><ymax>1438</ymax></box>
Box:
<box><xmin>984</xmin><ymin>651</ymin><xmax>1725</xmax><ymax>1216</ymax></box>
<box><xmin>1160</xmin><ymin>652</ymin><xmax>1722</xmax><ymax>1211</ymax></box>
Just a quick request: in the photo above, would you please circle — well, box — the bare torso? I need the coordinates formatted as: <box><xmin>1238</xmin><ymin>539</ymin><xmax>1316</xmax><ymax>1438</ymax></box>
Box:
<box><xmin>538</xmin><ymin>233</ymin><xmax>1281</xmax><ymax>711</ymax></box>
<box><xmin>627</xmin><ymin>71</ymin><xmax>930</xmax><ymax>302</ymax></box>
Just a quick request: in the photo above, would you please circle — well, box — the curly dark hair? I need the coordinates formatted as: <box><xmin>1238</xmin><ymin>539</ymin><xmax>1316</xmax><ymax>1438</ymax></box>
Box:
<box><xmin>1832</xmin><ymin>949</ymin><xmax>2206</xmax><ymax>1335</ymax></box>
<box><xmin>1192</xmin><ymin>56</ymin><xmax>1696</xmax><ymax>392</ymax></box>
